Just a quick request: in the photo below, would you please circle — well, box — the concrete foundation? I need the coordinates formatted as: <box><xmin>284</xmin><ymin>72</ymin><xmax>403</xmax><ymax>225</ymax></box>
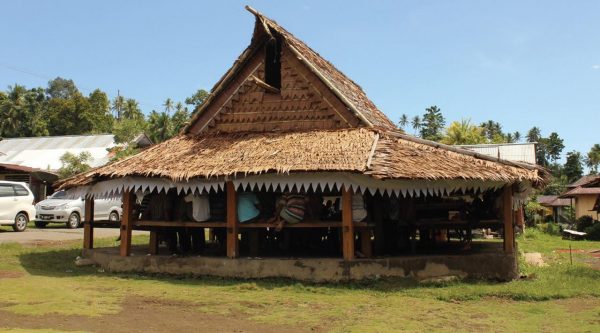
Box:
<box><xmin>83</xmin><ymin>243</ymin><xmax>518</xmax><ymax>282</ymax></box>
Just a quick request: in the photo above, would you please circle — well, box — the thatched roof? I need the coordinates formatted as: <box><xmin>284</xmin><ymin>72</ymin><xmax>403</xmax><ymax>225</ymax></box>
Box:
<box><xmin>183</xmin><ymin>6</ymin><xmax>396</xmax><ymax>134</ymax></box>
<box><xmin>57</xmin><ymin>128</ymin><xmax>548</xmax><ymax>190</ymax></box>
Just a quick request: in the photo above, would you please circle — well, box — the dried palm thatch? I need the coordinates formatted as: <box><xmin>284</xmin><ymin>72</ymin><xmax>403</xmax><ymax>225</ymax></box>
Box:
<box><xmin>183</xmin><ymin>6</ymin><xmax>396</xmax><ymax>135</ymax></box>
<box><xmin>57</xmin><ymin>128</ymin><xmax>548</xmax><ymax>190</ymax></box>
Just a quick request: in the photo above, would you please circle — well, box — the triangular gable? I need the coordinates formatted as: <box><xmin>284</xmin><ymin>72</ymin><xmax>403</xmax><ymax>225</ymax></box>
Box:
<box><xmin>184</xmin><ymin>6</ymin><xmax>396</xmax><ymax>135</ymax></box>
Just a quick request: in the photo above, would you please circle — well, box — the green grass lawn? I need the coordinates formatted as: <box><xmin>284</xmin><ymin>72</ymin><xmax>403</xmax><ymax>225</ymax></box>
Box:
<box><xmin>0</xmin><ymin>230</ymin><xmax>599</xmax><ymax>332</ymax></box>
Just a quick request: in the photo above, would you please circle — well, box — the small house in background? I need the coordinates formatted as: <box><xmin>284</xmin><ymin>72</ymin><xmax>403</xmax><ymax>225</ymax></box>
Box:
<box><xmin>0</xmin><ymin>134</ymin><xmax>152</xmax><ymax>201</ymax></box>
<box><xmin>536</xmin><ymin>195</ymin><xmax>572</xmax><ymax>223</ymax></box>
<box><xmin>561</xmin><ymin>175</ymin><xmax>600</xmax><ymax>220</ymax></box>
<box><xmin>458</xmin><ymin>142</ymin><xmax>537</xmax><ymax>165</ymax></box>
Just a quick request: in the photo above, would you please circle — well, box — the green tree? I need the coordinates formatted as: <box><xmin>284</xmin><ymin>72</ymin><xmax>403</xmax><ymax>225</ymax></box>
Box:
<box><xmin>398</xmin><ymin>114</ymin><xmax>409</xmax><ymax>130</ymax></box>
<box><xmin>112</xmin><ymin>118</ymin><xmax>148</xmax><ymax>144</ymax></box>
<box><xmin>46</xmin><ymin>77</ymin><xmax>79</xmax><ymax>99</ymax></box>
<box><xmin>526</xmin><ymin>127</ymin><xmax>541</xmax><ymax>143</ymax></box>
<box><xmin>411</xmin><ymin>116</ymin><xmax>421</xmax><ymax>136</ymax></box>
<box><xmin>185</xmin><ymin>89</ymin><xmax>209</xmax><ymax>109</ymax></box>
<box><xmin>147</xmin><ymin>110</ymin><xmax>172</xmax><ymax>143</ymax></box>
<box><xmin>163</xmin><ymin>98</ymin><xmax>174</xmax><ymax>114</ymax></box>
<box><xmin>122</xmin><ymin>98</ymin><xmax>144</xmax><ymax>120</ymax></box>
<box><xmin>441</xmin><ymin>119</ymin><xmax>487</xmax><ymax>145</ymax></box>
<box><xmin>46</xmin><ymin>93</ymin><xmax>94</xmax><ymax>135</ymax></box>
<box><xmin>481</xmin><ymin>120</ymin><xmax>503</xmax><ymax>142</ymax></box>
<box><xmin>171</xmin><ymin>102</ymin><xmax>189</xmax><ymax>135</ymax></box>
<box><xmin>419</xmin><ymin>105</ymin><xmax>445</xmax><ymax>141</ymax></box>
<box><xmin>513</xmin><ymin>131</ymin><xmax>521</xmax><ymax>142</ymax></box>
<box><xmin>57</xmin><ymin>151</ymin><xmax>92</xmax><ymax>179</ymax></box>
<box><xmin>111</xmin><ymin>95</ymin><xmax>126</xmax><ymax>119</ymax></box>
<box><xmin>585</xmin><ymin>144</ymin><xmax>600</xmax><ymax>175</ymax></box>
<box><xmin>563</xmin><ymin>151</ymin><xmax>584</xmax><ymax>183</ymax></box>
<box><xmin>546</xmin><ymin>132</ymin><xmax>565</xmax><ymax>163</ymax></box>
<box><xmin>87</xmin><ymin>89</ymin><xmax>113</xmax><ymax>133</ymax></box>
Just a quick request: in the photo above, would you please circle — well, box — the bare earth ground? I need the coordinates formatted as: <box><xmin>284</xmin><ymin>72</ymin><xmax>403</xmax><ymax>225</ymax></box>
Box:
<box><xmin>0</xmin><ymin>296</ymin><xmax>308</xmax><ymax>333</ymax></box>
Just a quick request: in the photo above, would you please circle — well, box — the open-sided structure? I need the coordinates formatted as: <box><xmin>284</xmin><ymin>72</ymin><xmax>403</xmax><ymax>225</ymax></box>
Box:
<box><xmin>58</xmin><ymin>7</ymin><xmax>548</xmax><ymax>281</ymax></box>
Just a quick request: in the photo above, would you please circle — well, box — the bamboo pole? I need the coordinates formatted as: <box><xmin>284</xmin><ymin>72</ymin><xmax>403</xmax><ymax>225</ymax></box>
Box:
<box><xmin>83</xmin><ymin>198</ymin><xmax>94</xmax><ymax>250</ymax></box>
<box><xmin>119</xmin><ymin>190</ymin><xmax>135</xmax><ymax>257</ymax></box>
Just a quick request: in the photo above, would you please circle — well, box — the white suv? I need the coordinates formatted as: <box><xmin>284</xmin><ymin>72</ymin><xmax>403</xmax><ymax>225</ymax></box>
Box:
<box><xmin>35</xmin><ymin>191</ymin><xmax>122</xmax><ymax>229</ymax></box>
<box><xmin>0</xmin><ymin>181</ymin><xmax>36</xmax><ymax>232</ymax></box>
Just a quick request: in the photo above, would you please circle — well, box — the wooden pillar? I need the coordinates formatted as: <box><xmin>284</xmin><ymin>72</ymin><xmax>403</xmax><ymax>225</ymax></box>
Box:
<box><xmin>342</xmin><ymin>187</ymin><xmax>355</xmax><ymax>261</ymax></box>
<box><xmin>83</xmin><ymin>198</ymin><xmax>94</xmax><ymax>250</ymax></box>
<box><xmin>149</xmin><ymin>230</ymin><xmax>159</xmax><ymax>255</ymax></box>
<box><xmin>502</xmin><ymin>185</ymin><xmax>515</xmax><ymax>253</ymax></box>
<box><xmin>226</xmin><ymin>181</ymin><xmax>239</xmax><ymax>258</ymax></box>
<box><xmin>119</xmin><ymin>190</ymin><xmax>135</xmax><ymax>257</ymax></box>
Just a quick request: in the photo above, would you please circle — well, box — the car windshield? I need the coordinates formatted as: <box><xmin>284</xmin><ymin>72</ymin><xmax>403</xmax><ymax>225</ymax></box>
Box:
<box><xmin>50</xmin><ymin>191</ymin><xmax>66</xmax><ymax>199</ymax></box>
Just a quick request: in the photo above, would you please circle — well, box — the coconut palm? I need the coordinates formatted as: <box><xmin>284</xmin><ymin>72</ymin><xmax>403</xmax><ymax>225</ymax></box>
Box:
<box><xmin>163</xmin><ymin>98</ymin><xmax>174</xmax><ymax>114</ymax></box>
<box><xmin>411</xmin><ymin>116</ymin><xmax>421</xmax><ymax>136</ymax></box>
<box><xmin>398</xmin><ymin>114</ymin><xmax>409</xmax><ymax>129</ymax></box>
<box><xmin>441</xmin><ymin>119</ymin><xmax>487</xmax><ymax>145</ymax></box>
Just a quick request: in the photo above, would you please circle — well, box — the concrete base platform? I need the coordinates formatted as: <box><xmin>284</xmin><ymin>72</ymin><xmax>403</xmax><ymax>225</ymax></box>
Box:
<box><xmin>84</xmin><ymin>243</ymin><xmax>518</xmax><ymax>282</ymax></box>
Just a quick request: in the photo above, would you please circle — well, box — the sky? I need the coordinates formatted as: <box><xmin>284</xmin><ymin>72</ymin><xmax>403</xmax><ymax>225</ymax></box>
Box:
<box><xmin>1</xmin><ymin>0</ymin><xmax>598</xmax><ymax>161</ymax></box>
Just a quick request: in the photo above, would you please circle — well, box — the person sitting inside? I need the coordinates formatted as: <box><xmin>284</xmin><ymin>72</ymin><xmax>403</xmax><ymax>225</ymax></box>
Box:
<box><xmin>237</xmin><ymin>191</ymin><xmax>261</xmax><ymax>223</ymax></box>
<box><xmin>270</xmin><ymin>192</ymin><xmax>308</xmax><ymax>231</ymax></box>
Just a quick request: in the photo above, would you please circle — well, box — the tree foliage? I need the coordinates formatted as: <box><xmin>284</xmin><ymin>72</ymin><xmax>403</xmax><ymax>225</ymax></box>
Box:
<box><xmin>57</xmin><ymin>151</ymin><xmax>92</xmax><ymax>179</ymax></box>
<box><xmin>441</xmin><ymin>119</ymin><xmax>487</xmax><ymax>145</ymax></box>
<box><xmin>563</xmin><ymin>151</ymin><xmax>584</xmax><ymax>183</ymax></box>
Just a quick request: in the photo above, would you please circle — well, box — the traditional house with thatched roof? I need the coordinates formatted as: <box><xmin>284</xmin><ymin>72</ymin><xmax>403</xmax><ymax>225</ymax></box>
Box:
<box><xmin>58</xmin><ymin>7</ymin><xmax>548</xmax><ymax>281</ymax></box>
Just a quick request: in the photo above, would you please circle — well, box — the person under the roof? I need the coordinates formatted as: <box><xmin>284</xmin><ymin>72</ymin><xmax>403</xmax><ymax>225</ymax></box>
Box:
<box><xmin>237</xmin><ymin>191</ymin><xmax>262</xmax><ymax>223</ymax></box>
<box><xmin>270</xmin><ymin>192</ymin><xmax>309</xmax><ymax>231</ymax></box>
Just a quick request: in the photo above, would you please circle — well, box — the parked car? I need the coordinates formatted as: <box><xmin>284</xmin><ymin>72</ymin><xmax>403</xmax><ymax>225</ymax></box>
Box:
<box><xmin>35</xmin><ymin>191</ymin><xmax>122</xmax><ymax>229</ymax></box>
<box><xmin>0</xmin><ymin>181</ymin><xmax>36</xmax><ymax>232</ymax></box>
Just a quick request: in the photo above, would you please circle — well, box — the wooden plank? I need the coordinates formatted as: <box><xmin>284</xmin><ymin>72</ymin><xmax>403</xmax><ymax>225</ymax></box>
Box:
<box><xmin>503</xmin><ymin>185</ymin><xmax>515</xmax><ymax>253</ymax></box>
<box><xmin>119</xmin><ymin>190</ymin><xmax>135</xmax><ymax>257</ymax></box>
<box><xmin>360</xmin><ymin>229</ymin><xmax>372</xmax><ymax>258</ymax></box>
<box><xmin>134</xmin><ymin>220</ymin><xmax>374</xmax><ymax>229</ymax></box>
<box><xmin>83</xmin><ymin>198</ymin><xmax>94</xmax><ymax>250</ymax></box>
<box><xmin>226</xmin><ymin>181</ymin><xmax>239</xmax><ymax>258</ymax></box>
<box><xmin>149</xmin><ymin>230</ymin><xmax>159</xmax><ymax>255</ymax></box>
<box><xmin>342</xmin><ymin>187</ymin><xmax>354</xmax><ymax>261</ymax></box>
<box><xmin>135</xmin><ymin>220</ymin><xmax>226</xmax><ymax>228</ymax></box>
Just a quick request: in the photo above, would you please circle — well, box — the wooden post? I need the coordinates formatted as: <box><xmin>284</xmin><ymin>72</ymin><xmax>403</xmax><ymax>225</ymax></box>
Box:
<box><xmin>83</xmin><ymin>198</ymin><xmax>94</xmax><ymax>250</ymax></box>
<box><xmin>503</xmin><ymin>185</ymin><xmax>515</xmax><ymax>253</ymax></box>
<box><xmin>342</xmin><ymin>187</ymin><xmax>354</xmax><ymax>261</ymax></box>
<box><xmin>149</xmin><ymin>230</ymin><xmax>159</xmax><ymax>255</ymax></box>
<box><xmin>119</xmin><ymin>190</ymin><xmax>135</xmax><ymax>257</ymax></box>
<box><xmin>226</xmin><ymin>181</ymin><xmax>239</xmax><ymax>258</ymax></box>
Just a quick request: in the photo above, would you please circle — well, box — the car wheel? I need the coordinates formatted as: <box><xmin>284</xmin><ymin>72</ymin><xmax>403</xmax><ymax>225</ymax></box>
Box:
<box><xmin>12</xmin><ymin>212</ymin><xmax>28</xmax><ymax>232</ymax></box>
<box><xmin>34</xmin><ymin>221</ymin><xmax>48</xmax><ymax>228</ymax></box>
<box><xmin>109</xmin><ymin>211</ymin><xmax>120</xmax><ymax>223</ymax></box>
<box><xmin>66</xmin><ymin>212</ymin><xmax>81</xmax><ymax>229</ymax></box>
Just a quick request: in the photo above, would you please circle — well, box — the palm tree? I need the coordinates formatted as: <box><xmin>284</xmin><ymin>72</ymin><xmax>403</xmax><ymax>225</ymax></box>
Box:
<box><xmin>441</xmin><ymin>119</ymin><xmax>486</xmax><ymax>145</ymax></box>
<box><xmin>398</xmin><ymin>114</ymin><xmax>409</xmax><ymax>129</ymax></box>
<box><xmin>112</xmin><ymin>95</ymin><xmax>125</xmax><ymax>119</ymax></box>
<box><xmin>163</xmin><ymin>98</ymin><xmax>174</xmax><ymax>114</ymax></box>
<box><xmin>148</xmin><ymin>110</ymin><xmax>172</xmax><ymax>143</ymax></box>
<box><xmin>123</xmin><ymin>99</ymin><xmax>142</xmax><ymax>120</ymax></box>
<box><xmin>586</xmin><ymin>144</ymin><xmax>600</xmax><ymax>174</ymax></box>
<box><xmin>513</xmin><ymin>131</ymin><xmax>521</xmax><ymax>142</ymax></box>
<box><xmin>411</xmin><ymin>116</ymin><xmax>421</xmax><ymax>136</ymax></box>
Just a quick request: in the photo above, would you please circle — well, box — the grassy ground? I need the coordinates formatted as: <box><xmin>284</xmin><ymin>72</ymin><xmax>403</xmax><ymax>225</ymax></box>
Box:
<box><xmin>0</xmin><ymin>230</ymin><xmax>599</xmax><ymax>332</ymax></box>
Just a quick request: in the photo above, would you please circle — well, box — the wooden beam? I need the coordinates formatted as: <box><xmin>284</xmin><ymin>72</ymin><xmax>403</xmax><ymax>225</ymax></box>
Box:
<box><xmin>226</xmin><ymin>181</ymin><xmax>239</xmax><ymax>258</ymax></box>
<box><xmin>503</xmin><ymin>185</ymin><xmax>515</xmax><ymax>253</ymax></box>
<box><xmin>83</xmin><ymin>198</ymin><xmax>94</xmax><ymax>250</ymax></box>
<box><xmin>119</xmin><ymin>190</ymin><xmax>135</xmax><ymax>257</ymax></box>
<box><xmin>342</xmin><ymin>187</ymin><xmax>355</xmax><ymax>261</ymax></box>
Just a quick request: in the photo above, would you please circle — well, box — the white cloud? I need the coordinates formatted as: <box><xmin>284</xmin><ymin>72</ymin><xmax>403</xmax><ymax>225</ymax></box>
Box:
<box><xmin>592</xmin><ymin>64</ymin><xmax>600</xmax><ymax>70</ymax></box>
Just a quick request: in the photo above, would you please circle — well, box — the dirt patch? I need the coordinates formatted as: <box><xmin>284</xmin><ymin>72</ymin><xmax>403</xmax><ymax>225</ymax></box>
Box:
<box><xmin>0</xmin><ymin>296</ymin><xmax>312</xmax><ymax>333</ymax></box>
<box><xmin>555</xmin><ymin>298</ymin><xmax>600</xmax><ymax>314</ymax></box>
<box><xmin>524</xmin><ymin>253</ymin><xmax>547</xmax><ymax>267</ymax></box>
<box><xmin>0</xmin><ymin>270</ymin><xmax>24</xmax><ymax>279</ymax></box>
